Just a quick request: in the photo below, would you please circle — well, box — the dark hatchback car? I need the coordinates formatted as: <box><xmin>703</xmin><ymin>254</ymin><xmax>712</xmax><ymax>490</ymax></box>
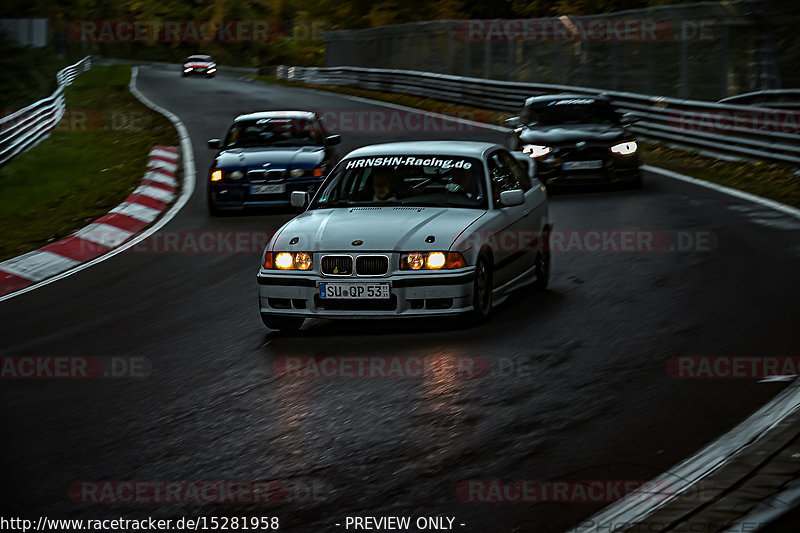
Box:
<box><xmin>206</xmin><ymin>111</ymin><xmax>341</xmax><ymax>214</ymax></box>
<box><xmin>182</xmin><ymin>55</ymin><xmax>216</xmax><ymax>77</ymax></box>
<box><xmin>506</xmin><ymin>94</ymin><xmax>641</xmax><ymax>189</ymax></box>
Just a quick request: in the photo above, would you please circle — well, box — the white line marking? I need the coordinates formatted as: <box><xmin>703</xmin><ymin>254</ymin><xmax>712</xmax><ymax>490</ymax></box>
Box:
<box><xmin>0</xmin><ymin>66</ymin><xmax>196</xmax><ymax>302</ymax></box>
<box><xmin>0</xmin><ymin>251</ymin><xmax>80</xmax><ymax>282</ymax></box>
<box><xmin>133</xmin><ymin>184</ymin><xmax>175</xmax><ymax>203</ymax></box>
<box><xmin>643</xmin><ymin>165</ymin><xmax>800</xmax><ymax>220</ymax></box>
<box><xmin>109</xmin><ymin>202</ymin><xmax>161</xmax><ymax>223</ymax></box>
<box><xmin>74</xmin><ymin>223</ymin><xmax>134</xmax><ymax>247</ymax></box>
<box><xmin>759</xmin><ymin>375</ymin><xmax>798</xmax><ymax>383</ymax></box>
<box><xmin>148</xmin><ymin>159</ymin><xmax>178</xmax><ymax>173</ymax></box>
<box><xmin>567</xmin><ymin>378</ymin><xmax>800</xmax><ymax>531</ymax></box>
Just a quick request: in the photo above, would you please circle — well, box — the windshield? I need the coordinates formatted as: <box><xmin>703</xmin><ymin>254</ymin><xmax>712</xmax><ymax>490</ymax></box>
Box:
<box><xmin>524</xmin><ymin>98</ymin><xmax>620</xmax><ymax>127</ymax></box>
<box><xmin>311</xmin><ymin>155</ymin><xmax>487</xmax><ymax>209</ymax></box>
<box><xmin>224</xmin><ymin>118</ymin><xmax>323</xmax><ymax>148</ymax></box>
<box><xmin>186</xmin><ymin>56</ymin><xmax>211</xmax><ymax>62</ymax></box>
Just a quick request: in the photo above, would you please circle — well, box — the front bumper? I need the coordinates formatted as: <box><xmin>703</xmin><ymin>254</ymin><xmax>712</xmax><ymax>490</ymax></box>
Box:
<box><xmin>537</xmin><ymin>152</ymin><xmax>640</xmax><ymax>186</ymax></box>
<box><xmin>209</xmin><ymin>178</ymin><xmax>322</xmax><ymax>209</ymax></box>
<box><xmin>257</xmin><ymin>270</ymin><xmax>475</xmax><ymax>319</ymax></box>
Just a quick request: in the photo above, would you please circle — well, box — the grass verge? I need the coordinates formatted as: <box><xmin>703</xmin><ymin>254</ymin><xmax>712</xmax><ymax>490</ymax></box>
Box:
<box><xmin>250</xmin><ymin>74</ymin><xmax>800</xmax><ymax>209</ymax></box>
<box><xmin>0</xmin><ymin>65</ymin><xmax>179</xmax><ymax>261</ymax></box>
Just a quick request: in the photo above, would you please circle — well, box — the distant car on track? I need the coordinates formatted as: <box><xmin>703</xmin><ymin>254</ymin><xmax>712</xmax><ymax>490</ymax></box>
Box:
<box><xmin>506</xmin><ymin>94</ymin><xmax>641</xmax><ymax>189</ymax></box>
<box><xmin>182</xmin><ymin>55</ymin><xmax>216</xmax><ymax>77</ymax></box>
<box><xmin>207</xmin><ymin>111</ymin><xmax>342</xmax><ymax>214</ymax></box>
<box><xmin>256</xmin><ymin>140</ymin><xmax>552</xmax><ymax>331</ymax></box>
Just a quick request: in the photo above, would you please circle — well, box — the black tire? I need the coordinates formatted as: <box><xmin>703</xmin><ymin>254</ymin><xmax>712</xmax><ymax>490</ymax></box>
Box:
<box><xmin>261</xmin><ymin>314</ymin><xmax>304</xmax><ymax>331</ymax></box>
<box><xmin>207</xmin><ymin>190</ymin><xmax>222</xmax><ymax>216</ymax></box>
<box><xmin>471</xmin><ymin>253</ymin><xmax>494</xmax><ymax>320</ymax></box>
<box><xmin>628</xmin><ymin>173</ymin><xmax>643</xmax><ymax>189</ymax></box>
<box><xmin>531</xmin><ymin>228</ymin><xmax>551</xmax><ymax>291</ymax></box>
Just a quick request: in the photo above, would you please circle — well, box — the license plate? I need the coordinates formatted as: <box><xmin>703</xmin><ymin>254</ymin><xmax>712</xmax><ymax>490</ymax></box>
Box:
<box><xmin>320</xmin><ymin>283</ymin><xmax>390</xmax><ymax>299</ymax></box>
<box><xmin>251</xmin><ymin>184</ymin><xmax>285</xmax><ymax>195</ymax></box>
<box><xmin>563</xmin><ymin>160</ymin><xmax>603</xmax><ymax>170</ymax></box>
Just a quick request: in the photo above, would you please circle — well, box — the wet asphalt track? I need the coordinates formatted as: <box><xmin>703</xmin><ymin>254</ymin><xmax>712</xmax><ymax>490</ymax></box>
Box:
<box><xmin>1</xmin><ymin>66</ymin><xmax>799</xmax><ymax>532</ymax></box>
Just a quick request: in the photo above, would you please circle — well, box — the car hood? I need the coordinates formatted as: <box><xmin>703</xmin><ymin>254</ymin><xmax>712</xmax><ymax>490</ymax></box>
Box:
<box><xmin>215</xmin><ymin>147</ymin><xmax>325</xmax><ymax>171</ymax></box>
<box><xmin>518</xmin><ymin>124</ymin><xmax>628</xmax><ymax>145</ymax></box>
<box><xmin>185</xmin><ymin>62</ymin><xmax>214</xmax><ymax>68</ymax></box>
<box><xmin>271</xmin><ymin>207</ymin><xmax>486</xmax><ymax>252</ymax></box>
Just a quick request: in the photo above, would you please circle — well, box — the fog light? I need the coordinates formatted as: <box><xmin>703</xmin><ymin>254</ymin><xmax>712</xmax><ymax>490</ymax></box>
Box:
<box><xmin>407</xmin><ymin>253</ymin><xmax>424</xmax><ymax>270</ymax></box>
<box><xmin>295</xmin><ymin>252</ymin><xmax>312</xmax><ymax>270</ymax></box>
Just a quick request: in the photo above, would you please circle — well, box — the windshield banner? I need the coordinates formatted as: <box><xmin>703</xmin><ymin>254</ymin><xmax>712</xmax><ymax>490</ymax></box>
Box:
<box><xmin>344</xmin><ymin>157</ymin><xmax>474</xmax><ymax>170</ymax></box>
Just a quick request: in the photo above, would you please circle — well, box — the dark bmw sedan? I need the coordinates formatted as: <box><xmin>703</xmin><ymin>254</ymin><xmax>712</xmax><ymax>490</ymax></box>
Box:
<box><xmin>506</xmin><ymin>94</ymin><xmax>641</xmax><ymax>189</ymax></box>
<box><xmin>206</xmin><ymin>111</ymin><xmax>341</xmax><ymax>214</ymax></box>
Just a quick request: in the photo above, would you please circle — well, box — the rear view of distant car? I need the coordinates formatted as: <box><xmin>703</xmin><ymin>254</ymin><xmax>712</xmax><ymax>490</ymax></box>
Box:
<box><xmin>182</xmin><ymin>55</ymin><xmax>216</xmax><ymax>78</ymax></box>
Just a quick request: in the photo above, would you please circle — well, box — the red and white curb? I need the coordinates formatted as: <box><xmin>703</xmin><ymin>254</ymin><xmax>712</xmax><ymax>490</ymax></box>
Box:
<box><xmin>0</xmin><ymin>146</ymin><xmax>179</xmax><ymax>297</ymax></box>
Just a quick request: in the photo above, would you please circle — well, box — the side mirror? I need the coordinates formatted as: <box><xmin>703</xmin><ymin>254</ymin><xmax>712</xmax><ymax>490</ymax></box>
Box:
<box><xmin>499</xmin><ymin>189</ymin><xmax>525</xmax><ymax>208</ymax></box>
<box><xmin>290</xmin><ymin>191</ymin><xmax>309</xmax><ymax>209</ymax></box>
<box><xmin>207</xmin><ymin>138</ymin><xmax>222</xmax><ymax>149</ymax></box>
<box><xmin>621</xmin><ymin>112</ymin><xmax>640</xmax><ymax>125</ymax></box>
<box><xmin>324</xmin><ymin>135</ymin><xmax>341</xmax><ymax>146</ymax></box>
<box><xmin>504</xmin><ymin>116</ymin><xmax>522</xmax><ymax>128</ymax></box>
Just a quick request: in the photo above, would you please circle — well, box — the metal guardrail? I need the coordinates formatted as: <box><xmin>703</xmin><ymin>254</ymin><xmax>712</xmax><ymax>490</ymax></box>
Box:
<box><xmin>0</xmin><ymin>56</ymin><xmax>92</xmax><ymax>167</ymax></box>
<box><xmin>276</xmin><ymin>65</ymin><xmax>800</xmax><ymax>166</ymax></box>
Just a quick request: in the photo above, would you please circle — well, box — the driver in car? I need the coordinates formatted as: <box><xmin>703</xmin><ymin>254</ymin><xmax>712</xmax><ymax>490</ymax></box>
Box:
<box><xmin>445</xmin><ymin>168</ymin><xmax>477</xmax><ymax>199</ymax></box>
<box><xmin>372</xmin><ymin>168</ymin><xmax>399</xmax><ymax>202</ymax></box>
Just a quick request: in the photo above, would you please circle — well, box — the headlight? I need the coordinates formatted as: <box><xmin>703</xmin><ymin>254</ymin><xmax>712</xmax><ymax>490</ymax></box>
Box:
<box><xmin>400</xmin><ymin>252</ymin><xmax>467</xmax><ymax>270</ymax></box>
<box><xmin>211</xmin><ymin>170</ymin><xmax>222</xmax><ymax>181</ymax></box>
<box><xmin>522</xmin><ymin>145</ymin><xmax>553</xmax><ymax>158</ymax></box>
<box><xmin>269</xmin><ymin>252</ymin><xmax>313</xmax><ymax>271</ymax></box>
<box><xmin>290</xmin><ymin>167</ymin><xmax>324</xmax><ymax>178</ymax></box>
<box><xmin>183</xmin><ymin>68</ymin><xmax>191</xmax><ymax>72</ymax></box>
<box><xmin>610</xmin><ymin>141</ymin><xmax>637</xmax><ymax>155</ymax></box>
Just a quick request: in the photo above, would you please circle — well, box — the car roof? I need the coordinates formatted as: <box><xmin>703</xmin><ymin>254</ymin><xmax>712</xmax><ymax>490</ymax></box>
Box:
<box><xmin>524</xmin><ymin>94</ymin><xmax>611</xmax><ymax>107</ymax></box>
<box><xmin>234</xmin><ymin>111</ymin><xmax>317</xmax><ymax>122</ymax></box>
<box><xmin>345</xmin><ymin>141</ymin><xmax>503</xmax><ymax>159</ymax></box>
